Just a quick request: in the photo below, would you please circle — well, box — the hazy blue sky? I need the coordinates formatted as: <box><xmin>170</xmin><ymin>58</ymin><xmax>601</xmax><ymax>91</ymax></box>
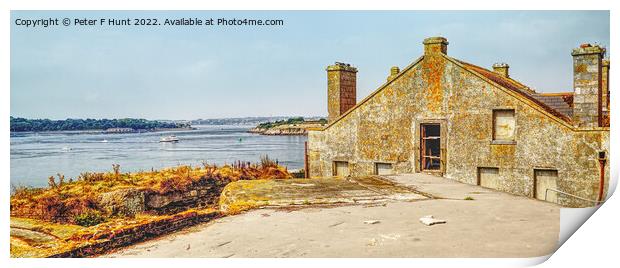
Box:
<box><xmin>11</xmin><ymin>11</ymin><xmax>609</xmax><ymax>120</ymax></box>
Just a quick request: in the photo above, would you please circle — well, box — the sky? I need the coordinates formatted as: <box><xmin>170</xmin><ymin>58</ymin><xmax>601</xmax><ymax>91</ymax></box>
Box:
<box><xmin>10</xmin><ymin>11</ymin><xmax>610</xmax><ymax>120</ymax></box>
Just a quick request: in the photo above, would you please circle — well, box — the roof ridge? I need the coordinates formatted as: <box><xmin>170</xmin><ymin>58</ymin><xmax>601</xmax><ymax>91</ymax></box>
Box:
<box><xmin>537</xmin><ymin>92</ymin><xmax>573</xmax><ymax>96</ymax></box>
<box><xmin>453</xmin><ymin>59</ymin><xmax>536</xmax><ymax>94</ymax></box>
<box><xmin>321</xmin><ymin>54</ymin><xmax>574</xmax><ymax>132</ymax></box>
<box><xmin>321</xmin><ymin>56</ymin><xmax>426</xmax><ymax>130</ymax></box>
<box><xmin>449</xmin><ymin>57</ymin><xmax>572</xmax><ymax>123</ymax></box>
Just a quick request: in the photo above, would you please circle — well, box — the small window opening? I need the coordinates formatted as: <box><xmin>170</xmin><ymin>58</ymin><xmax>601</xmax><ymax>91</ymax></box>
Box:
<box><xmin>493</xmin><ymin>109</ymin><xmax>516</xmax><ymax>142</ymax></box>
<box><xmin>375</xmin><ymin>163</ymin><xmax>393</xmax><ymax>175</ymax></box>
<box><xmin>333</xmin><ymin>161</ymin><xmax>349</xmax><ymax>177</ymax></box>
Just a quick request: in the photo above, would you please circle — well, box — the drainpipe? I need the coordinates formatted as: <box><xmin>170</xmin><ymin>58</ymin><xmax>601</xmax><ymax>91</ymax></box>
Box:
<box><xmin>597</xmin><ymin>151</ymin><xmax>607</xmax><ymax>204</ymax></box>
<box><xmin>304</xmin><ymin>141</ymin><xmax>309</xmax><ymax>178</ymax></box>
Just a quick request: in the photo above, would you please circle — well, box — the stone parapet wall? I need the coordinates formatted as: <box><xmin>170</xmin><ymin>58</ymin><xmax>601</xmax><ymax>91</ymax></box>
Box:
<box><xmin>98</xmin><ymin>180</ymin><xmax>229</xmax><ymax>218</ymax></box>
<box><xmin>49</xmin><ymin>210</ymin><xmax>220</xmax><ymax>258</ymax></box>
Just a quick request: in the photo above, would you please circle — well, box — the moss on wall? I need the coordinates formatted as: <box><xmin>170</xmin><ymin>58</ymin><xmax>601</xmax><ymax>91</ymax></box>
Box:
<box><xmin>309</xmin><ymin>53</ymin><xmax>609</xmax><ymax>208</ymax></box>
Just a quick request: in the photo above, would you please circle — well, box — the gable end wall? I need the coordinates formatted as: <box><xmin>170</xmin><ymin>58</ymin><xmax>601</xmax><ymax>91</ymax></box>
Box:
<box><xmin>308</xmin><ymin>55</ymin><xmax>609</xmax><ymax>207</ymax></box>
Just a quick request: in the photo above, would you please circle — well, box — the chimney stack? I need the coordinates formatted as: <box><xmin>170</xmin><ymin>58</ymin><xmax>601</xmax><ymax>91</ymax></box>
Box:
<box><xmin>602</xmin><ymin>59</ymin><xmax>610</xmax><ymax>111</ymax></box>
<box><xmin>423</xmin><ymin>37</ymin><xmax>448</xmax><ymax>55</ymax></box>
<box><xmin>326</xmin><ymin>62</ymin><xmax>357</xmax><ymax>123</ymax></box>
<box><xmin>492</xmin><ymin>63</ymin><xmax>510</xmax><ymax>78</ymax></box>
<box><xmin>387</xmin><ymin>66</ymin><xmax>400</xmax><ymax>81</ymax></box>
<box><xmin>571</xmin><ymin>43</ymin><xmax>606</xmax><ymax>127</ymax></box>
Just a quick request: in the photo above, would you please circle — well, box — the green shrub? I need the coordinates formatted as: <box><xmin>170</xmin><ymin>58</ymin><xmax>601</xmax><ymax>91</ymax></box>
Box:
<box><xmin>73</xmin><ymin>210</ymin><xmax>106</xmax><ymax>227</ymax></box>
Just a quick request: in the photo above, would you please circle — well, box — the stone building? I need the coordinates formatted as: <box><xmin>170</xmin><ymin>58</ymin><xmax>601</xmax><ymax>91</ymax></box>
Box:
<box><xmin>307</xmin><ymin>37</ymin><xmax>610</xmax><ymax>207</ymax></box>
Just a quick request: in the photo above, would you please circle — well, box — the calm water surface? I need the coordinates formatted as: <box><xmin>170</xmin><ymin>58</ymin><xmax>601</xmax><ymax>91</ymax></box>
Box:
<box><xmin>10</xmin><ymin>125</ymin><xmax>306</xmax><ymax>188</ymax></box>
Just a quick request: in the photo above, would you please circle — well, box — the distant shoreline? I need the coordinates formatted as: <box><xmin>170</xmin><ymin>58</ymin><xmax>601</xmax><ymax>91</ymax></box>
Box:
<box><xmin>248</xmin><ymin>127</ymin><xmax>308</xmax><ymax>136</ymax></box>
<box><xmin>10</xmin><ymin>117</ymin><xmax>191</xmax><ymax>133</ymax></box>
<box><xmin>248</xmin><ymin>122</ymin><xmax>326</xmax><ymax>136</ymax></box>
<box><xmin>10</xmin><ymin>127</ymin><xmax>195</xmax><ymax>135</ymax></box>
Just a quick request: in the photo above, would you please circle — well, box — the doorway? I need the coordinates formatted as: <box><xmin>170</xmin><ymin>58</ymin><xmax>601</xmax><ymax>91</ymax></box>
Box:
<box><xmin>420</xmin><ymin>124</ymin><xmax>441</xmax><ymax>171</ymax></box>
<box><xmin>333</xmin><ymin>161</ymin><xmax>350</xmax><ymax>177</ymax></box>
<box><xmin>478</xmin><ymin>167</ymin><xmax>500</xmax><ymax>189</ymax></box>
<box><xmin>375</xmin><ymin>163</ymin><xmax>393</xmax><ymax>175</ymax></box>
<box><xmin>534</xmin><ymin>169</ymin><xmax>558</xmax><ymax>203</ymax></box>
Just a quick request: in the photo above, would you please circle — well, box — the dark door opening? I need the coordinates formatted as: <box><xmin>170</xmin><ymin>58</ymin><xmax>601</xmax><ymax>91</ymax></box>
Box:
<box><xmin>421</xmin><ymin>124</ymin><xmax>441</xmax><ymax>171</ymax></box>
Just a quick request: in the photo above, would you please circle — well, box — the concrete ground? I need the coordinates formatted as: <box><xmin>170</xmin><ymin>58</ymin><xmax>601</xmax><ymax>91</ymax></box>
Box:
<box><xmin>104</xmin><ymin>173</ymin><xmax>560</xmax><ymax>258</ymax></box>
<box><xmin>218</xmin><ymin>176</ymin><xmax>427</xmax><ymax>212</ymax></box>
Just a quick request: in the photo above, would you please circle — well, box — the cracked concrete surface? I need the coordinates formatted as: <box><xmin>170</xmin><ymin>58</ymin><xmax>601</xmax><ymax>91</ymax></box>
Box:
<box><xmin>104</xmin><ymin>173</ymin><xmax>559</xmax><ymax>258</ymax></box>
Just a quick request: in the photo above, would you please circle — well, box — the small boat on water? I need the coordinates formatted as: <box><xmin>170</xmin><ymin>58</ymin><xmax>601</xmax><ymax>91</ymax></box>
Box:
<box><xmin>159</xmin><ymin>135</ymin><xmax>179</xmax><ymax>143</ymax></box>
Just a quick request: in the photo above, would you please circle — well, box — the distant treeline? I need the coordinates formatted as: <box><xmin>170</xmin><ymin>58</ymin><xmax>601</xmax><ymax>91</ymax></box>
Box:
<box><xmin>191</xmin><ymin>116</ymin><xmax>293</xmax><ymax>126</ymax></box>
<box><xmin>256</xmin><ymin>117</ymin><xmax>327</xmax><ymax>129</ymax></box>
<box><xmin>191</xmin><ymin>116</ymin><xmax>326</xmax><ymax>126</ymax></box>
<box><xmin>10</xmin><ymin>117</ymin><xmax>190</xmax><ymax>132</ymax></box>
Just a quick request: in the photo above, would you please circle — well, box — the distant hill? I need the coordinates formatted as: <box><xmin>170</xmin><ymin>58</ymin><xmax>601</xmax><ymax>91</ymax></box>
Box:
<box><xmin>10</xmin><ymin>117</ymin><xmax>190</xmax><ymax>132</ymax></box>
<box><xmin>191</xmin><ymin>116</ymin><xmax>325</xmax><ymax>126</ymax></box>
<box><xmin>248</xmin><ymin>117</ymin><xmax>328</xmax><ymax>136</ymax></box>
<box><xmin>10</xmin><ymin>116</ymin><xmax>327</xmax><ymax>132</ymax></box>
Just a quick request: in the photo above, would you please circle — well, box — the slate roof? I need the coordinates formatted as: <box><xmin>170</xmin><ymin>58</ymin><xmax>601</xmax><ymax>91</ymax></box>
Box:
<box><xmin>531</xmin><ymin>93</ymin><xmax>574</xmax><ymax>118</ymax></box>
<box><xmin>454</xmin><ymin>59</ymin><xmax>574</xmax><ymax>123</ymax></box>
<box><xmin>324</xmin><ymin>54</ymin><xmax>603</xmax><ymax>130</ymax></box>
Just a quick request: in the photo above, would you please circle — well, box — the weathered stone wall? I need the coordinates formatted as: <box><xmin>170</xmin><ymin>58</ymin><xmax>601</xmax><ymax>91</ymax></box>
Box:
<box><xmin>308</xmin><ymin>49</ymin><xmax>609</xmax><ymax>207</ymax></box>
<box><xmin>49</xmin><ymin>210</ymin><xmax>220</xmax><ymax>258</ymax></box>
<box><xmin>98</xmin><ymin>177</ymin><xmax>230</xmax><ymax>217</ymax></box>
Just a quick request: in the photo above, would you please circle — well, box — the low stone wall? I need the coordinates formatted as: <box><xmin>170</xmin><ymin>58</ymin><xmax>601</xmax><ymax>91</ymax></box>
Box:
<box><xmin>99</xmin><ymin>178</ymin><xmax>230</xmax><ymax>217</ymax></box>
<box><xmin>145</xmin><ymin>186</ymin><xmax>222</xmax><ymax>214</ymax></box>
<box><xmin>49</xmin><ymin>210</ymin><xmax>220</xmax><ymax>258</ymax></box>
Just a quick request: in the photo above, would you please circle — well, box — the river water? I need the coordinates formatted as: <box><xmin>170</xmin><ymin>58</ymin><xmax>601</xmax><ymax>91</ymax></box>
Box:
<box><xmin>10</xmin><ymin>125</ymin><xmax>307</xmax><ymax>188</ymax></box>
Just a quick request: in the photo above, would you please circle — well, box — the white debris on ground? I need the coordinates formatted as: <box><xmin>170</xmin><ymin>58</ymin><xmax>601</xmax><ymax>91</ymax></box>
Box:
<box><xmin>379</xmin><ymin>234</ymin><xmax>401</xmax><ymax>240</ymax></box>
<box><xmin>363</xmin><ymin>220</ymin><xmax>381</xmax><ymax>224</ymax></box>
<box><xmin>419</xmin><ymin>215</ymin><xmax>446</xmax><ymax>226</ymax></box>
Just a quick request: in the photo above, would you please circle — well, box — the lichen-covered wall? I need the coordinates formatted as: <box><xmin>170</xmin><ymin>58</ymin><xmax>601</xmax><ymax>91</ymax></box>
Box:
<box><xmin>308</xmin><ymin>53</ymin><xmax>609</xmax><ymax>208</ymax></box>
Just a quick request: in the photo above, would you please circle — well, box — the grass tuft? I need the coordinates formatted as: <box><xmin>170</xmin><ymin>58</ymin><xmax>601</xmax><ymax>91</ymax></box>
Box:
<box><xmin>11</xmin><ymin>159</ymin><xmax>291</xmax><ymax>224</ymax></box>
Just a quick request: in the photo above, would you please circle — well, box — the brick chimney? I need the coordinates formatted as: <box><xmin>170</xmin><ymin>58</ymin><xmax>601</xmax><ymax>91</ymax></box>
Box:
<box><xmin>492</xmin><ymin>63</ymin><xmax>509</xmax><ymax>78</ymax></box>
<box><xmin>327</xmin><ymin>62</ymin><xmax>357</xmax><ymax>123</ymax></box>
<box><xmin>571</xmin><ymin>43</ymin><xmax>606</xmax><ymax>127</ymax></box>
<box><xmin>423</xmin><ymin>37</ymin><xmax>448</xmax><ymax>55</ymax></box>
<box><xmin>602</xmin><ymin>59</ymin><xmax>610</xmax><ymax>111</ymax></box>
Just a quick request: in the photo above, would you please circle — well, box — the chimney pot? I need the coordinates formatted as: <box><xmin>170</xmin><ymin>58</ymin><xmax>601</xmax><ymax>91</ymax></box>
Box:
<box><xmin>390</xmin><ymin>66</ymin><xmax>400</xmax><ymax>76</ymax></box>
<box><xmin>572</xmin><ymin>44</ymin><xmax>605</xmax><ymax>57</ymax></box>
<box><xmin>387</xmin><ymin>66</ymin><xmax>400</xmax><ymax>81</ymax></box>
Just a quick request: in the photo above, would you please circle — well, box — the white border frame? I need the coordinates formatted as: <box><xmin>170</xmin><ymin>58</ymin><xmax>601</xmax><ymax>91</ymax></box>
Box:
<box><xmin>1</xmin><ymin>2</ymin><xmax>616</xmax><ymax>268</ymax></box>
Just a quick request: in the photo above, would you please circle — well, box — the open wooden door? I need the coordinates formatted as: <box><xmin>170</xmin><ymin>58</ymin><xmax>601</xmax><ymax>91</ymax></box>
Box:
<box><xmin>420</xmin><ymin>124</ymin><xmax>441</xmax><ymax>171</ymax></box>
